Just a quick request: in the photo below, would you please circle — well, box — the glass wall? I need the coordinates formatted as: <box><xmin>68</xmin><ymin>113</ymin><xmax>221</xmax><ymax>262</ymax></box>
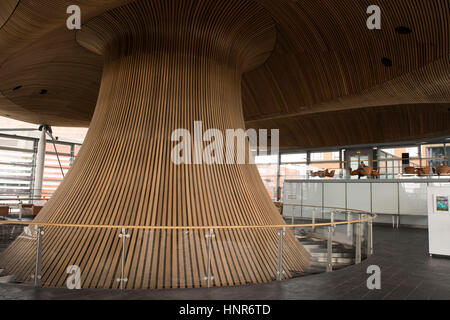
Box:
<box><xmin>0</xmin><ymin>132</ymin><xmax>82</xmax><ymax>198</ymax></box>
<box><xmin>254</xmin><ymin>137</ymin><xmax>449</xmax><ymax>201</ymax></box>
<box><xmin>377</xmin><ymin>146</ymin><xmax>421</xmax><ymax>178</ymax></box>
<box><xmin>255</xmin><ymin>155</ymin><xmax>278</xmax><ymax>200</ymax></box>
<box><xmin>279</xmin><ymin>153</ymin><xmax>307</xmax><ymax>200</ymax></box>
<box><xmin>422</xmin><ymin>143</ymin><xmax>447</xmax><ymax>168</ymax></box>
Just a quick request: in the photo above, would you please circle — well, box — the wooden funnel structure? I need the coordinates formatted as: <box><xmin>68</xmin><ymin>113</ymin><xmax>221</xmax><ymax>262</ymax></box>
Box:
<box><xmin>0</xmin><ymin>0</ymin><xmax>309</xmax><ymax>289</ymax></box>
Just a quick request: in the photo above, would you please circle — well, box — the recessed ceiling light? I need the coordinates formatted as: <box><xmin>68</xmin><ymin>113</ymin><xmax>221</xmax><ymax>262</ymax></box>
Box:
<box><xmin>395</xmin><ymin>26</ymin><xmax>412</xmax><ymax>35</ymax></box>
<box><xmin>381</xmin><ymin>57</ymin><xmax>392</xmax><ymax>67</ymax></box>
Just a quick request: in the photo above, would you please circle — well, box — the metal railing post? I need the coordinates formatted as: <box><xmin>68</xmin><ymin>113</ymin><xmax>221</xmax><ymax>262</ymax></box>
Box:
<box><xmin>367</xmin><ymin>219</ymin><xmax>373</xmax><ymax>256</ymax></box>
<box><xmin>312</xmin><ymin>208</ymin><xmax>316</xmax><ymax>232</ymax></box>
<box><xmin>331</xmin><ymin>209</ymin><xmax>335</xmax><ymax>235</ymax></box>
<box><xmin>18</xmin><ymin>200</ymin><xmax>23</xmax><ymax>221</ymax></box>
<box><xmin>205</xmin><ymin>228</ymin><xmax>215</xmax><ymax>288</ymax></box>
<box><xmin>347</xmin><ymin>211</ymin><xmax>351</xmax><ymax>237</ymax></box>
<box><xmin>276</xmin><ymin>227</ymin><xmax>285</xmax><ymax>281</ymax></box>
<box><xmin>326</xmin><ymin>226</ymin><xmax>333</xmax><ymax>272</ymax></box>
<box><xmin>291</xmin><ymin>205</ymin><xmax>295</xmax><ymax>225</ymax></box>
<box><xmin>117</xmin><ymin>228</ymin><xmax>130</xmax><ymax>290</ymax></box>
<box><xmin>397</xmin><ymin>181</ymin><xmax>400</xmax><ymax>229</ymax></box>
<box><xmin>33</xmin><ymin>226</ymin><xmax>44</xmax><ymax>287</ymax></box>
<box><xmin>355</xmin><ymin>220</ymin><xmax>362</xmax><ymax>264</ymax></box>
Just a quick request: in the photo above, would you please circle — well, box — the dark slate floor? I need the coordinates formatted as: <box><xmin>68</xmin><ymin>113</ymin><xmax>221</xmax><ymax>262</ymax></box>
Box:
<box><xmin>1</xmin><ymin>225</ymin><xmax>449</xmax><ymax>300</ymax></box>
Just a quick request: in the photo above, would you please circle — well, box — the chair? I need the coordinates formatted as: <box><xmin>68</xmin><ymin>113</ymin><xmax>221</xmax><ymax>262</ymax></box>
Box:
<box><xmin>326</xmin><ymin>170</ymin><xmax>335</xmax><ymax>178</ymax></box>
<box><xmin>371</xmin><ymin>169</ymin><xmax>380</xmax><ymax>179</ymax></box>
<box><xmin>32</xmin><ymin>205</ymin><xmax>43</xmax><ymax>216</ymax></box>
<box><xmin>349</xmin><ymin>168</ymin><xmax>359</xmax><ymax>176</ymax></box>
<box><xmin>317</xmin><ymin>170</ymin><xmax>326</xmax><ymax>178</ymax></box>
<box><xmin>0</xmin><ymin>206</ymin><xmax>9</xmax><ymax>217</ymax></box>
<box><xmin>360</xmin><ymin>166</ymin><xmax>373</xmax><ymax>177</ymax></box>
<box><xmin>404</xmin><ymin>167</ymin><xmax>417</xmax><ymax>175</ymax></box>
<box><xmin>417</xmin><ymin>166</ymin><xmax>431</xmax><ymax>176</ymax></box>
<box><xmin>274</xmin><ymin>202</ymin><xmax>283</xmax><ymax>215</ymax></box>
<box><xmin>437</xmin><ymin>165</ymin><xmax>450</xmax><ymax>176</ymax></box>
<box><xmin>20</xmin><ymin>204</ymin><xmax>33</xmax><ymax>215</ymax></box>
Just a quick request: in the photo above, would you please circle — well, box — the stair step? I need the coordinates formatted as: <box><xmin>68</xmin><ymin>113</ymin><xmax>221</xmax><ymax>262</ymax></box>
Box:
<box><xmin>300</xmin><ymin>240</ymin><xmax>339</xmax><ymax>245</ymax></box>
<box><xmin>310</xmin><ymin>261</ymin><xmax>353</xmax><ymax>269</ymax></box>
<box><xmin>295</xmin><ymin>235</ymin><xmax>363</xmax><ymax>274</ymax></box>
<box><xmin>312</xmin><ymin>257</ymin><xmax>355</xmax><ymax>264</ymax></box>
<box><xmin>309</xmin><ymin>251</ymin><xmax>354</xmax><ymax>258</ymax></box>
<box><xmin>0</xmin><ymin>275</ymin><xmax>16</xmax><ymax>284</ymax></box>
<box><xmin>301</xmin><ymin>266</ymin><xmax>326</xmax><ymax>275</ymax></box>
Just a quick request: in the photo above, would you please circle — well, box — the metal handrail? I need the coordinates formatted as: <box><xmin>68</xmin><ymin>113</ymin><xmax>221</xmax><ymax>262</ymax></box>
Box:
<box><xmin>0</xmin><ymin>198</ymin><xmax>50</xmax><ymax>201</ymax></box>
<box><xmin>0</xmin><ymin>204</ymin><xmax>376</xmax><ymax>230</ymax></box>
<box><xmin>0</xmin><ymin>204</ymin><xmax>376</xmax><ymax>288</ymax></box>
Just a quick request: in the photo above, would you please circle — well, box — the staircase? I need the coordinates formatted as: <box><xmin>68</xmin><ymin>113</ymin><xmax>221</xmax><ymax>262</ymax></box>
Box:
<box><xmin>296</xmin><ymin>233</ymin><xmax>363</xmax><ymax>275</ymax></box>
<box><xmin>0</xmin><ymin>224</ymin><xmax>22</xmax><ymax>283</ymax></box>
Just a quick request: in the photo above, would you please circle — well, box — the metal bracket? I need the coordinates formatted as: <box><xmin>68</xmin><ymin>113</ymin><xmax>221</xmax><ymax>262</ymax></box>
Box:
<box><xmin>205</xmin><ymin>229</ymin><xmax>215</xmax><ymax>287</ymax></box>
<box><xmin>118</xmin><ymin>228</ymin><xmax>130</xmax><ymax>239</ymax></box>
<box><xmin>205</xmin><ymin>233</ymin><xmax>216</xmax><ymax>239</ymax></box>
<box><xmin>32</xmin><ymin>226</ymin><xmax>44</xmax><ymax>286</ymax></box>
<box><xmin>326</xmin><ymin>226</ymin><xmax>333</xmax><ymax>272</ymax></box>
<box><xmin>276</xmin><ymin>228</ymin><xmax>285</xmax><ymax>281</ymax></box>
<box><xmin>117</xmin><ymin>228</ymin><xmax>130</xmax><ymax>289</ymax></box>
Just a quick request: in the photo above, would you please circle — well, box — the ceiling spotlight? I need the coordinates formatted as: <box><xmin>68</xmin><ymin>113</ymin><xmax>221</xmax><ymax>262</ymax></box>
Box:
<box><xmin>381</xmin><ymin>57</ymin><xmax>393</xmax><ymax>67</ymax></box>
<box><xmin>395</xmin><ymin>26</ymin><xmax>412</xmax><ymax>35</ymax></box>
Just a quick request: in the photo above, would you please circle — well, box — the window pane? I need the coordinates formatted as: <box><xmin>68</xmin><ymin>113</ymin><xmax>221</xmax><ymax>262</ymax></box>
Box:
<box><xmin>281</xmin><ymin>153</ymin><xmax>306</xmax><ymax>163</ymax></box>
<box><xmin>310</xmin><ymin>152</ymin><xmax>323</xmax><ymax>161</ymax></box>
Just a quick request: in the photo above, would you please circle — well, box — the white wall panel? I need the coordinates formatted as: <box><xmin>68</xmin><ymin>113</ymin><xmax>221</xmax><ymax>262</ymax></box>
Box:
<box><xmin>347</xmin><ymin>183</ymin><xmax>371</xmax><ymax>212</ymax></box>
<box><xmin>301</xmin><ymin>182</ymin><xmax>322</xmax><ymax>217</ymax></box>
<box><xmin>283</xmin><ymin>181</ymin><xmax>302</xmax><ymax>218</ymax></box>
<box><xmin>399</xmin><ymin>183</ymin><xmax>427</xmax><ymax>215</ymax></box>
<box><xmin>324</xmin><ymin>183</ymin><xmax>346</xmax><ymax>208</ymax></box>
<box><xmin>372</xmin><ymin>183</ymin><xmax>398</xmax><ymax>214</ymax></box>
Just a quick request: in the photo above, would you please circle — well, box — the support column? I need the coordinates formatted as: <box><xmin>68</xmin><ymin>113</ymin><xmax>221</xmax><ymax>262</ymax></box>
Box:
<box><xmin>33</xmin><ymin>126</ymin><xmax>47</xmax><ymax>200</ymax></box>
<box><xmin>0</xmin><ymin>0</ymin><xmax>309</xmax><ymax>290</ymax></box>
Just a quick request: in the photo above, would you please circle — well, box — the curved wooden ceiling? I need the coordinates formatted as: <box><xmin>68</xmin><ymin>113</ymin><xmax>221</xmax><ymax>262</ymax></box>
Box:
<box><xmin>0</xmin><ymin>0</ymin><xmax>448</xmax><ymax>148</ymax></box>
<box><xmin>0</xmin><ymin>0</ymin><xmax>309</xmax><ymax>289</ymax></box>
<box><xmin>0</xmin><ymin>0</ymin><xmax>19</xmax><ymax>29</ymax></box>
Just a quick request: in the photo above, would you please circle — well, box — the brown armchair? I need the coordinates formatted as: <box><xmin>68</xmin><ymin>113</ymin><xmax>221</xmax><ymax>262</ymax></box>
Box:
<box><xmin>32</xmin><ymin>205</ymin><xmax>43</xmax><ymax>216</ymax></box>
<box><xmin>274</xmin><ymin>202</ymin><xmax>283</xmax><ymax>215</ymax></box>
<box><xmin>417</xmin><ymin>166</ymin><xmax>431</xmax><ymax>176</ymax></box>
<box><xmin>326</xmin><ymin>170</ymin><xmax>335</xmax><ymax>178</ymax></box>
<box><xmin>360</xmin><ymin>166</ymin><xmax>373</xmax><ymax>177</ymax></box>
<box><xmin>371</xmin><ymin>169</ymin><xmax>380</xmax><ymax>179</ymax></box>
<box><xmin>437</xmin><ymin>165</ymin><xmax>450</xmax><ymax>176</ymax></box>
<box><xmin>0</xmin><ymin>206</ymin><xmax>9</xmax><ymax>217</ymax></box>
<box><xmin>404</xmin><ymin>166</ymin><xmax>417</xmax><ymax>175</ymax></box>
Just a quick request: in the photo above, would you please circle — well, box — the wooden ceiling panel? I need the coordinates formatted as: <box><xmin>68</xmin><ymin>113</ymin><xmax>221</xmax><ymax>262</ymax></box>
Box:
<box><xmin>0</xmin><ymin>0</ymin><xmax>448</xmax><ymax>148</ymax></box>
<box><xmin>0</xmin><ymin>0</ymin><xmax>19</xmax><ymax>29</ymax></box>
<box><xmin>248</xmin><ymin>104</ymin><xmax>450</xmax><ymax>149</ymax></box>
